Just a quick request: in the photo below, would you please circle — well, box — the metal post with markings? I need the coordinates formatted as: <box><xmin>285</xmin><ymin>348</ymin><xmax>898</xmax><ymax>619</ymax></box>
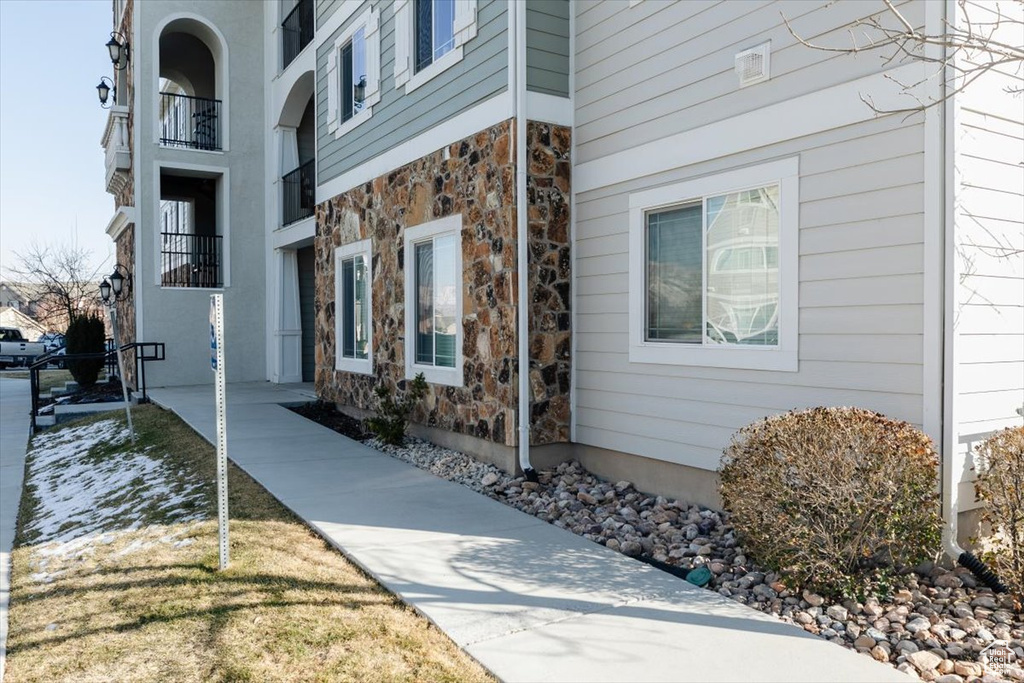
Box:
<box><xmin>210</xmin><ymin>294</ymin><xmax>229</xmax><ymax>570</ymax></box>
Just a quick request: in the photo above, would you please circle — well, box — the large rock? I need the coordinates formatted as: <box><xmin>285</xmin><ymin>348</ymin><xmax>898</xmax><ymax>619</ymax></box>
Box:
<box><xmin>907</xmin><ymin>650</ymin><xmax>943</xmax><ymax>673</ymax></box>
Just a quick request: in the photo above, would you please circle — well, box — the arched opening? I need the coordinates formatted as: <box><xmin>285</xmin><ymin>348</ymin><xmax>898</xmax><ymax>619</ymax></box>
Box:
<box><xmin>157</xmin><ymin>17</ymin><xmax>225</xmax><ymax>150</ymax></box>
<box><xmin>279</xmin><ymin>71</ymin><xmax>315</xmax><ymax>226</ymax></box>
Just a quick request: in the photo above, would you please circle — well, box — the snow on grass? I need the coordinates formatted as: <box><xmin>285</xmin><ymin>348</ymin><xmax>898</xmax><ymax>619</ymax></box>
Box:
<box><xmin>22</xmin><ymin>419</ymin><xmax>207</xmax><ymax>566</ymax></box>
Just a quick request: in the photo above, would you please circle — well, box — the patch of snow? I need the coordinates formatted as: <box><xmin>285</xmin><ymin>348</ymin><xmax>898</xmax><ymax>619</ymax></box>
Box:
<box><xmin>24</xmin><ymin>419</ymin><xmax>207</xmax><ymax>548</ymax></box>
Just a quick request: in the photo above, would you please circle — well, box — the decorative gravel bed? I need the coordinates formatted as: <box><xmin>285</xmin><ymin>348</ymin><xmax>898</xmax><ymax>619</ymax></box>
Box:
<box><xmin>292</xmin><ymin>402</ymin><xmax>1022</xmax><ymax>682</ymax></box>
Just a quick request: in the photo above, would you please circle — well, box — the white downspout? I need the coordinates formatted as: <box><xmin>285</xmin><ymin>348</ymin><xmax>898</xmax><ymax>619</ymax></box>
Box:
<box><xmin>514</xmin><ymin>0</ymin><xmax>534</xmax><ymax>477</ymax></box>
<box><xmin>939</xmin><ymin>0</ymin><xmax>965</xmax><ymax>562</ymax></box>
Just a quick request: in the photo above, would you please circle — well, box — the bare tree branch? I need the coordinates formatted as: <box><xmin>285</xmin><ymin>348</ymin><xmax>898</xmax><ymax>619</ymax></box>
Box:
<box><xmin>783</xmin><ymin>0</ymin><xmax>1024</xmax><ymax>115</ymax></box>
<box><xmin>5</xmin><ymin>242</ymin><xmax>109</xmax><ymax>332</ymax></box>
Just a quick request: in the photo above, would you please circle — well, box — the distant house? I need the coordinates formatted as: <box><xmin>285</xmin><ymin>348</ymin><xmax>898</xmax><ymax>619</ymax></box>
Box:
<box><xmin>101</xmin><ymin>0</ymin><xmax>1022</xmax><ymax>540</ymax></box>
<box><xmin>0</xmin><ymin>306</ymin><xmax>46</xmax><ymax>341</ymax></box>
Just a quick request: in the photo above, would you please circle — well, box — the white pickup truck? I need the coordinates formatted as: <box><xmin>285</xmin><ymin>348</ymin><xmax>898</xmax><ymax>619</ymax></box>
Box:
<box><xmin>0</xmin><ymin>327</ymin><xmax>46</xmax><ymax>368</ymax></box>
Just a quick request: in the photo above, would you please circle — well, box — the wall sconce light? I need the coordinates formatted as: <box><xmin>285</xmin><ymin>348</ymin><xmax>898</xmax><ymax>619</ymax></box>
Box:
<box><xmin>96</xmin><ymin>76</ymin><xmax>116</xmax><ymax>108</ymax></box>
<box><xmin>106</xmin><ymin>31</ymin><xmax>130</xmax><ymax>70</ymax></box>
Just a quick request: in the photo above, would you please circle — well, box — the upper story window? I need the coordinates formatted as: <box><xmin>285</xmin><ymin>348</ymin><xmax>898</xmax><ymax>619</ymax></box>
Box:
<box><xmin>335</xmin><ymin>239</ymin><xmax>373</xmax><ymax>374</ymax></box>
<box><xmin>415</xmin><ymin>0</ymin><xmax>455</xmax><ymax>72</ymax></box>
<box><xmin>326</xmin><ymin>6</ymin><xmax>380</xmax><ymax>139</ymax></box>
<box><xmin>394</xmin><ymin>0</ymin><xmax>477</xmax><ymax>94</ymax></box>
<box><xmin>404</xmin><ymin>215</ymin><xmax>463</xmax><ymax>386</ymax></box>
<box><xmin>628</xmin><ymin>158</ymin><xmax>799</xmax><ymax>372</ymax></box>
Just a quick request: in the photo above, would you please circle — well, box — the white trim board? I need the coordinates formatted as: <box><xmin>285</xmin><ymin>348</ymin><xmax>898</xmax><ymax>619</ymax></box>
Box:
<box><xmin>106</xmin><ymin>206</ymin><xmax>136</xmax><ymax>240</ymax></box>
<box><xmin>574</xmin><ymin>63</ymin><xmax>927</xmax><ymax>194</ymax></box>
<box><xmin>316</xmin><ymin>90</ymin><xmax>512</xmax><ymax>203</ymax></box>
<box><xmin>527</xmin><ymin>91</ymin><xmax>572</xmax><ymax>127</ymax></box>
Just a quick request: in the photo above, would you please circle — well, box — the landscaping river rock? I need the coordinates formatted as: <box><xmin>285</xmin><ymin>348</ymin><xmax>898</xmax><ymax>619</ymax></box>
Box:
<box><xmin>292</xmin><ymin>401</ymin><xmax>1022</xmax><ymax>683</ymax></box>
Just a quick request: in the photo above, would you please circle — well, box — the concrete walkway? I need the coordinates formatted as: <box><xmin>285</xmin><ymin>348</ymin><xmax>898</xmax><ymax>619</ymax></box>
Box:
<box><xmin>150</xmin><ymin>381</ymin><xmax>907</xmax><ymax>683</ymax></box>
<box><xmin>0</xmin><ymin>379</ymin><xmax>31</xmax><ymax>683</ymax></box>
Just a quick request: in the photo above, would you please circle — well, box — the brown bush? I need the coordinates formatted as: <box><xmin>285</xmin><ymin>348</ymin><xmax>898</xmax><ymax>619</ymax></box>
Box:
<box><xmin>720</xmin><ymin>406</ymin><xmax>943</xmax><ymax>597</ymax></box>
<box><xmin>974</xmin><ymin>426</ymin><xmax>1024</xmax><ymax>599</ymax></box>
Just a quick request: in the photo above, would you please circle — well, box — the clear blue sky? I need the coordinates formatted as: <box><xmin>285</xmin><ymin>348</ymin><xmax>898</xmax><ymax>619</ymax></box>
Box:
<box><xmin>0</xmin><ymin>0</ymin><xmax>115</xmax><ymax>278</ymax></box>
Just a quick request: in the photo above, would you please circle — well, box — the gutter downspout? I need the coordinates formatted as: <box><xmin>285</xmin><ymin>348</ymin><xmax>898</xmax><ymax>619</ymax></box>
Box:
<box><xmin>514</xmin><ymin>0</ymin><xmax>536</xmax><ymax>480</ymax></box>
<box><xmin>937</xmin><ymin>0</ymin><xmax>1006</xmax><ymax>593</ymax></box>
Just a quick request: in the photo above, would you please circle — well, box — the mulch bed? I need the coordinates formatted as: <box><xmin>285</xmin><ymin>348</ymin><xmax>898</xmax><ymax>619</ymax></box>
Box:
<box><xmin>289</xmin><ymin>400</ymin><xmax>369</xmax><ymax>441</ymax></box>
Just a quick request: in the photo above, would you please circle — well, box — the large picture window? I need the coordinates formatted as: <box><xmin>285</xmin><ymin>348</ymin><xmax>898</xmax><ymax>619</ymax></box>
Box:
<box><xmin>335</xmin><ymin>239</ymin><xmax>372</xmax><ymax>374</ymax></box>
<box><xmin>404</xmin><ymin>216</ymin><xmax>463</xmax><ymax>386</ymax></box>
<box><xmin>629</xmin><ymin>158</ymin><xmax>798</xmax><ymax>371</ymax></box>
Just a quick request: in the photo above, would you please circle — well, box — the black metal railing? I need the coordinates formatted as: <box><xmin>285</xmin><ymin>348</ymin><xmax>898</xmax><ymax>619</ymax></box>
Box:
<box><xmin>282</xmin><ymin>159</ymin><xmax>315</xmax><ymax>225</ymax></box>
<box><xmin>161</xmin><ymin>233</ymin><xmax>223</xmax><ymax>288</ymax></box>
<box><xmin>282</xmin><ymin>0</ymin><xmax>313</xmax><ymax>68</ymax></box>
<box><xmin>29</xmin><ymin>342</ymin><xmax>166</xmax><ymax>433</ymax></box>
<box><xmin>159</xmin><ymin>92</ymin><xmax>222</xmax><ymax>150</ymax></box>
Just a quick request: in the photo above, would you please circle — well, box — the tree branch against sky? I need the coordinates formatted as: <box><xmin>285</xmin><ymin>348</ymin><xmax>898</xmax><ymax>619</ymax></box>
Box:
<box><xmin>6</xmin><ymin>241</ymin><xmax>109</xmax><ymax>332</ymax></box>
<box><xmin>783</xmin><ymin>0</ymin><xmax>1024</xmax><ymax>116</ymax></box>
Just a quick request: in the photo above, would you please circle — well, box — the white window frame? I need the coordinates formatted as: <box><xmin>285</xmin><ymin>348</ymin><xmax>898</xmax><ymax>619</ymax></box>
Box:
<box><xmin>335</xmin><ymin>239</ymin><xmax>374</xmax><ymax>374</ymax></box>
<box><xmin>326</xmin><ymin>5</ymin><xmax>381</xmax><ymax>139</ymax></box>
<box><xmin>628</xmin><ymin>157</ymin><xmax>799</xmax><ymax>372</ymax></box>
<box><xmin>404</xmin><ymin>215</ymin><xmax>464</xmax><ymax>386</ymax></box>
<box><xmin>393</xmin><ymin>0</ymin><xmax>477</xmax><ymax>95</ymax></box>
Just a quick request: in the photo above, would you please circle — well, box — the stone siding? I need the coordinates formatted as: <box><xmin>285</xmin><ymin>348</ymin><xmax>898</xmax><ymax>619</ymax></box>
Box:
<box><xmin>315</xmin><ymin>119</ymin><xmax>519</xmax><ymax>446</ymax></box>
<box><xmin>315</xmin><ymin>117</ymin><xmax>572</xmax><ymax>449</ymax></box>
<box><xmin>526</xmin><ymin>122</ymin><xmax>571</xmax><ymax>444</ymax></box>
<box><xmin>116</xmin><ymin>224</ymin><xmax>136</xmax><ymax>388</ymax></box>
<box><xmin>114</xmin><ymin>0</ymin><xmax>134</xmax><ymax>210</ymax></box>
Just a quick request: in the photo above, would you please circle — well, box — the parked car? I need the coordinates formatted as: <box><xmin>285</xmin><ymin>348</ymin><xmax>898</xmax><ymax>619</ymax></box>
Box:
<box><xmin>0</xmin><ymin>327</ymin><xmax>47</xmax><ymax>368</ymax></box>
<box><xmin>37</xmin><ymin>332</ymin><xmax>66</xmax><ymax>354</ymax></box>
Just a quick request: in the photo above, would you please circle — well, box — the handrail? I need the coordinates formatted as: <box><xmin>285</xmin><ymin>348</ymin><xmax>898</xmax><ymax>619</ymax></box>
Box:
<box><xmin>29</xmin><ymin>342</ymin><xmax>166</xmax><ymax>433</ymax></box>
<box><xmin>281</xmin><ymin>159</ymin><xmax>315</xmax><ymax>226</ymax></box>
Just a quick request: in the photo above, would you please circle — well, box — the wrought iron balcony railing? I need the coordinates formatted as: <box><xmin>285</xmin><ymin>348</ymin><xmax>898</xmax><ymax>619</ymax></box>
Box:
<box><xmin>282</xmin><ymin>0</ymin><xmax>314</xmax><ymax>68</ymax></box>
<box><xmin>159</xmin><ymin>92</ymin><xmax>222</xmax><ymax>151</ymax></box>
<box><xmin>282</xmin><ymin>159</ymin><xmax>315</xmax><ymax>226</ymax></box>
<box><xmin>161</xmin><ymin>233</ymin><xmax>223</xmax><ymax>288</ymax></box>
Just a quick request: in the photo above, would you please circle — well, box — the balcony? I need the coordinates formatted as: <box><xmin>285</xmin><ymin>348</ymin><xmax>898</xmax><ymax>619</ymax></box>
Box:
<box><xmin>102</xmin><ymin>106</ymin><xmax>131</xmax><ymax>195</ymax></box>
<box><xmin>161</xmin><ymin>232</ymin><xmax>223</xmax><ymax>288</ymax></box>
<box><xmin>159</xmin><ymin>92</ymin><xmax>222</xmax><ymax>151</ymax></box>
<box><xmin>282</xmin><ymin>159</ymin><xmax>315</xmax><ymax>226</ymax></box>
<box><xmin>282</xmin><ymin>0</ymin><xmax>313</xmax><ymax>69</ymax></box>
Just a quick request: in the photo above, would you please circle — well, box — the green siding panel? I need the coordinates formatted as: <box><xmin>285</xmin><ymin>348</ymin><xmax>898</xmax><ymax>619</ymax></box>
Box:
<box><xmin>316</xmin><ymin>0</ymin><xmax>509</xmax><ymax>187</ymax></box>
<box><xmin>526</xmin><ymin>0</ymin><xmax>570</xmax><ymax>97</ymax></box>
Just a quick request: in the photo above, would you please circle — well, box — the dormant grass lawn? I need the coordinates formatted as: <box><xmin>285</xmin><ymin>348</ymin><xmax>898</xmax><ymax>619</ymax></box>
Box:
<box><xmin>5</xmin><ymin>405</ymin><xmax>493</xmax><ymax>683</ymax></box>
<box><xmin>0</xmin><ymin>369</ymin><xmax>75</xmax><ymax>394</ymax></box>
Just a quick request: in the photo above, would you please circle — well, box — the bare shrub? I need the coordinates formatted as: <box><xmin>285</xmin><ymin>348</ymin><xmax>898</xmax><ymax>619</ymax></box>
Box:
<box><xmin>974</xmin><ymin>426</ymin><xmax>1024</xmax><ymax>599</ymax></box>
<box><xmin>720</xmin><ymin>406</ymin><xmax>943</xmax><ymax>597</ymax></box>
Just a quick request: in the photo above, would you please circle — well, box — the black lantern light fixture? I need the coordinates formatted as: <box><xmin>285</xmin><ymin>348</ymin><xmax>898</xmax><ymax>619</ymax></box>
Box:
<box><xmin>99</xmin><ymin>264</ymin><xmax>132</xmax><ymax>304</ymax></box>
<box><xmin>354</xmin><ymin>75</ymin><xmax>366</xmax><ymax>109</ymax></box>
<box><xmin>96</xmin><ymin>76</ymin><xmax>116</xmax><ymax>108</ymax></box>
<box><xmin>106</xmin><ymin>31</ymin><xmax>130</xmax><ymax>70</ymax></box>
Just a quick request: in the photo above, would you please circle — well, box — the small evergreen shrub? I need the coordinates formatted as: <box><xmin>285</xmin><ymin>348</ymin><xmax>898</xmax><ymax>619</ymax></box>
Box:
<box><xmin>720</xmin><ymin>406</ymin><xmax>943</xmax><ymax>597</ymax></box>
<box><xmin>64</xmin><ymin>314</ymin><xmax>106</xmax><ymax>388</ymax></box>
<box><xmin>366</xmin><ymin>373</ymin><xmax>428</xmax><ymax>446</ymax></box>
<box><xmin>974</xmin><ymin>425</ymin><xmax>1024</xmax><ymax>600</ymax></box>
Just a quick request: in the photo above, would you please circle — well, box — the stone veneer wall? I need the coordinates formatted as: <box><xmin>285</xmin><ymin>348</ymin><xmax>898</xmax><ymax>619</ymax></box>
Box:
<box><xmin>315</xmin><ymin>119</ymin><xmax>519</xmax><ymax>445</ymax></box>
<box><xmin>114</xmin><ymin>0</ymin><xmax>134</xmax><ymax>210</ymax></box>
<box><xmin>314</xmin><ymin>118</ymin><xmax>572</xmax><ymax>448</ymax></box>
<box><xmin>116</xmin><ymin>225</ymin><xmax>136</xmax><ymax>389</ymax></box>
<box><xmin>526</xmin><ymin>122</ymin><xmax>571</xmax><ymax>444</ymax></box>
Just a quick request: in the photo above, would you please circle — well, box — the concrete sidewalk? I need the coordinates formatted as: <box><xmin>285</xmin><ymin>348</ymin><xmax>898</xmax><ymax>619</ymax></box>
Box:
<box><xmin>0</xmin><ymin>379</ymin><xmax>31</xmax><ymax>683</ymax></box>
<box><xmin>152</xmin><ymin>382</ymin><xmax>908</xmax><ymax>683</ymax></box>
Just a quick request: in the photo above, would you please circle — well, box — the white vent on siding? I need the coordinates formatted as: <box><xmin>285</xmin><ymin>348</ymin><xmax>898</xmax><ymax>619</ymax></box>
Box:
<box><xmin>735</xmin><ymin>42</ymin><xmax>771</xmax><ymax>87</ymax></box>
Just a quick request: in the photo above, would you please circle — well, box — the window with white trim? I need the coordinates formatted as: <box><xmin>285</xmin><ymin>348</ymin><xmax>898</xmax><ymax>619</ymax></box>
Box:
<box><xmin>628</xmin><ymin>158</ymin><xmax>799</xmax><ymax>372</ymax></box>
<box><xmin>404</xmin><ymin>215</ymin><xmax>463</xmax><ymax>386</ymax></box>
<box><xmin>326</xmin><ymin>6</ymin><xmax>380</xmax><ymax>139</ymax></box>
<box><xmin>335</xmin><ymin>239</ymin><xmax>373</xmax><ymax>374</ymax></box>
<box><xmin>393</xmin><ymin>0</ymin><xmax>477</xmax><ymax>94</ymax></box>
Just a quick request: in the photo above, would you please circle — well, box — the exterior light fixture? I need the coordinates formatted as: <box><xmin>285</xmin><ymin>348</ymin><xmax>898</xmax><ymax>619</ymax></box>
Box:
<box><xmin>107</xmin><ymin>31</ymin><xmax>130</xmax><ymax>70</ymax></box>
<box><xmin>99</xmin><ymin>278</ymin><xmax>112</xmax><ymax>303</ymax></box>
<box><xmin>96</xmin><ymin>77</ymin><xmax>116</xmax><ymax>108</ymax></box>
<box><xmin>354</xmin><ymin>76</ymin><xmax>366</xmax><ymax>108</ymax></box>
